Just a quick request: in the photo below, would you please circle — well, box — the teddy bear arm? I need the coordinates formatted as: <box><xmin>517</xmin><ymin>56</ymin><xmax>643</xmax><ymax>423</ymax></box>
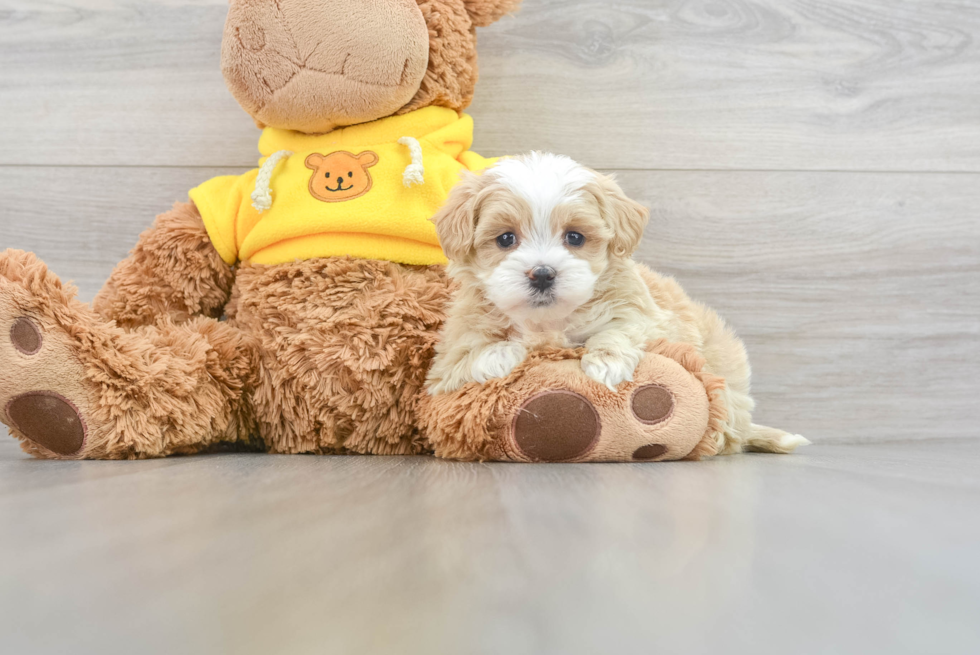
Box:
<box><xmin>93</xmin><ymin>200</ymin><xmax>235</xmax><ymax>329</ymax></box>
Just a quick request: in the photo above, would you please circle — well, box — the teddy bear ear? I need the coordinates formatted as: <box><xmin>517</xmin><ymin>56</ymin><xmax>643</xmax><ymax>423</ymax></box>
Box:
<box><xmin>462</xmin><ymin>0</ymin><xmax>522</xmax><ymax>28</ymax></box>
<box><xmin>357</xmin><ymin>151</ymin><xmax>380</xmax><ymax>167</ymax></box>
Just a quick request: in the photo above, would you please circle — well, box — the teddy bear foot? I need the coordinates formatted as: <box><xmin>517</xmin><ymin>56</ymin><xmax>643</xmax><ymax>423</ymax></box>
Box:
<box><xmin>505</xmin><ymin>353</ymin><xmax>719</xmax><ymax>462</ymax></box>
<box><xmin>511</xmin><ymin>383</ymin><xmax>679</xmax><ymax>462</ymax></box>
<box><xmin>421</xmin><ymin>341</ymin><xmax>729</xmax><ymax>463</ymax></box>
<box><xmin>0</xmin><ymin>251</ymin><xmax>101</xmax><ymax>459</ymax></box>
<box><xmin>1</xmin><ymin>249</ymin><xmax>259</xmax><ymax>460</ymax></box>
<box><xmin>5</xmin><ymin>391</ymin><xmax>88</xmax><ymax>458</ymax></box>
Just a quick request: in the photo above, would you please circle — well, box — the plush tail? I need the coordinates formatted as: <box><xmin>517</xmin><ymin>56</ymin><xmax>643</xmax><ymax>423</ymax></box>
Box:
<box><xmin>746</xmin><ymin>423</ymin><xmax>811</xmax><ymax>454</ymax></box>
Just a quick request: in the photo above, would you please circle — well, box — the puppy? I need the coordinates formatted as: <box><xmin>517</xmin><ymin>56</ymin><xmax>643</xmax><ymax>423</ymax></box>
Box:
<box><xmin>426</xmin><ymin>152</ymin><xmax>808</xmax><ymax>455</ymax></box>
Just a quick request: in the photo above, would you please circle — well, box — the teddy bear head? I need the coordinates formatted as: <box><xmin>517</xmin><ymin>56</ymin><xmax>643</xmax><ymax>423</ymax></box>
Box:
<box><xmin>222</xmin><ymin>0</ymin><xmax>521</xmax><ymax>134</ymax></box>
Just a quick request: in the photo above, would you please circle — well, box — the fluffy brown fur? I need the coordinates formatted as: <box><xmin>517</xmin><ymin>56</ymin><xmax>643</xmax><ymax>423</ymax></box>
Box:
<box><xmin>228</xmin><ymin>257</ymin><xmax>451</xmax><ymax>455</ymax></box>
<box><xmin>94</xmin><ymin>202</ymin><xmax>234</xmax><ymax>329</ymax></box>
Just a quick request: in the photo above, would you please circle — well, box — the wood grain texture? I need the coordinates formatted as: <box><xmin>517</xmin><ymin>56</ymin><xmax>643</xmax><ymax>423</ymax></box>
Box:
<box><xmin>1</xmin><ymin>0</ymin><xmax>978</xmax><ymax>170</ymax></box>
<box><xmin>2</xmin><ymin>166</ymin><xmax>977</xmax><ymax>443</ymax></box>
<box><xmin>0</xmin><ymin>166</ymin><xmax>245</xmax><ymax>294</ymax></box>
<box><xmin>1</xmin><ymin>438</ymin><xmax>979</xmax><ymax>655</ymax></box>
<box><xmin>1</xmin><ymin>2</ymin><xmax>978</xmax><ymax>649</ymax></box>
<box><xmin>474</xmin><ymin>0</ymin><xmax>980</xmax><ymax>171</ymax></box>
<box><xmin>623</xmin><ymin>170</ymin><xmax>980</xmax><ymax>442</ymax></box>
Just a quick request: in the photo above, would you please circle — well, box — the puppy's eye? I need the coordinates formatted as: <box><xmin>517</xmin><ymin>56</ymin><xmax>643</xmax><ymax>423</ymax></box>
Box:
<box><xmin>496</xmin><ymin>232</ymin><xmax>518</xmax><ymax>249</ymax></box>
<box><xmin>565</xmin><ymin>231</ymin><xmax>586</xmax><ymax>248</ymax></box>
<box><xmin>348</xmin><ymin>171</ymin><xmax>353</xmax><ymax>178</ymax></box>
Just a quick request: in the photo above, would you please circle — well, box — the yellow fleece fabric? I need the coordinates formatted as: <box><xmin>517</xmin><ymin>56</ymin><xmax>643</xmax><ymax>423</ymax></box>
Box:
<box><xmin>189</xmin><ymin>107</ymin><xmax>495</xmax><ymax>266</ymax></box>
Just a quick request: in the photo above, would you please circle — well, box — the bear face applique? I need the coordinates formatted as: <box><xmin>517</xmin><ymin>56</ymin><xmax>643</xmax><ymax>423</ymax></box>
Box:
<box><xmin>305</xmin><ymin>151</ymin><xmax>379</xmax><ymax>202</ymax></box>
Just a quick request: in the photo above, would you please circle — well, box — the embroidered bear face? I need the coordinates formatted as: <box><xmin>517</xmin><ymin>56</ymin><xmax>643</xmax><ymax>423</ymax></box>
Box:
<box><xmin>305</xmin><ymin>151</ymin><xmax>379</xmax><ymax>202</ymax></box>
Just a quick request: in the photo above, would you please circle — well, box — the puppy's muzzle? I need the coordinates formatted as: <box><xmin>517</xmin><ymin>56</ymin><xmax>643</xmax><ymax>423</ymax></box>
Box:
<box><xmin>527</xmin><ymin>266</ymin><xmax>557</xmax><ymax>292</ymax></box>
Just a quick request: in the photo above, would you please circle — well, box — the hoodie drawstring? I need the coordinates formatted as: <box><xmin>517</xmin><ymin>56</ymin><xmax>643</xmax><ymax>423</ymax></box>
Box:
<box><xmin>251</xmin><ymin>150</ymin><xmax>293</xmax><ymax>213</ymax></box>
<box><xmin>398</xmin><ymin>136</ymin><xmax>425</xmax><ymax>187</ymax></box>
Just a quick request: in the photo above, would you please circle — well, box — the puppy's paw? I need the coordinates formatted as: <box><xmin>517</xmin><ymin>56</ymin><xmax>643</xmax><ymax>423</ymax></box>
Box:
<box><xmin>472</xmin><ymin>341</ymin><xmax>527</xmax><ymax>384</ymax></box>
<box><xmin>581</xmin><ymin>347</ymin><xmax>644</xmax><ymax>390</ymax></box>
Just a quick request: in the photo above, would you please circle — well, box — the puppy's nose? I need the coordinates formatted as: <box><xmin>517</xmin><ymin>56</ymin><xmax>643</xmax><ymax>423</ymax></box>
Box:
<box><xmin>528</xmin><ymin>266</ymin><xmax>557</xmax><ymax>291</ymax></box>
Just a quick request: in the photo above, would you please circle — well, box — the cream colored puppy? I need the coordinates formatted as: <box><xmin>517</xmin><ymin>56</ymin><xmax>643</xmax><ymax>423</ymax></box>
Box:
<box><xmin>426</xmin><ymin>152</ymin><xmax>808</xmax><ymax>455</ymax></box>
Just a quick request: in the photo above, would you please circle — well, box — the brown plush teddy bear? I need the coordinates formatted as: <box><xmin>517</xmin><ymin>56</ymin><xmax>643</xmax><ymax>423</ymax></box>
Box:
<box><xmin>0</xmin><ymin>0</ymin><xmax>729</xmax><ymax>462</ymax></box>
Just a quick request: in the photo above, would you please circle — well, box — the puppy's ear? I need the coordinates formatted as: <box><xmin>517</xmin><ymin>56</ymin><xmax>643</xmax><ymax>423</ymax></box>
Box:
<box><xmin>593</xmin><ymin>173</ymin><xmax>650</xmax><ymax>258</ymax></box>
<box><xmin>434</xmin><ymin>170</ymin><xmax>486</xmax><ymax>262</ymax></box>
<box><xmin>463</xmin><ymin>0</ymin><xmax>522</xmax><ymax>27</ymax></box>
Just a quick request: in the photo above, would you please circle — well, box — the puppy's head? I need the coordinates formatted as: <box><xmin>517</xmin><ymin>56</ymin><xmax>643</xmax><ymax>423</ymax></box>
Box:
<box><xmin>434</xmin><ymin>152</ymin><xmax>649</xmax><ymax>322</ymax></box>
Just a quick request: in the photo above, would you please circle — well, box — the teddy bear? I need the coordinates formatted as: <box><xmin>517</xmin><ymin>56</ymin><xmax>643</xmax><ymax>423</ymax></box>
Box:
<box><xmin>0</xmin><ymin>0</ymin><xmax>728</xmax><ymax>462</ymax></box>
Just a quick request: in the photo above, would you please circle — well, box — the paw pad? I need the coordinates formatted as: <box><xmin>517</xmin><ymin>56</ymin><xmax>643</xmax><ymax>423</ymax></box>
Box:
<box><xmin>632</xmin><ymin>444</ymin><xmax>668</xmax><ymax>460</ymax></box>
<box><xmin>631</xmin><ymin>384</ymin><xmax>674</xmax><ymax>425</ymax></box>
<box><xmin>5</xmin><ymin>392</ymin><xmax>86</xmax><ymax>456</ymax></box>
<box><xmin>10</xmin><ymin>317</ymin><xmax>42</xmax><ymax>355</ymax></box>
<box><xmin>513</xmin><ymin>390</ymin><xmax>600</xmax><ymax>462</ymax></box>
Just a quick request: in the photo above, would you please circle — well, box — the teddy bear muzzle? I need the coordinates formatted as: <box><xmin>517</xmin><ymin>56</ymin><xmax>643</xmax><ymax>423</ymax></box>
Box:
<box><xmin>222</xmin><ymin>0</ymin><xmax>431</xmax><ymax>133</ymax></box>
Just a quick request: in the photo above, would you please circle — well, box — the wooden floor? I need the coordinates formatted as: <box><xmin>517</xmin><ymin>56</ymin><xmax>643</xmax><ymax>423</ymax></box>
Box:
<box><xmin>1</xmin><ymin>1</ymin><xmax>978</xmax><ymax>651</ymax></box>
<box><xmin>1</xmin><ymin>438</ymin><xmax>978</xmax><ymax>654</ymax></box>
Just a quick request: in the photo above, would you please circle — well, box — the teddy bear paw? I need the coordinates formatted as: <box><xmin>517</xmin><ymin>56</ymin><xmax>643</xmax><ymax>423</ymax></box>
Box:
<box><xmin>511</xmin><ymin>390</ymin><xmax>601</xmax><ymax>462</ymax></box>
<box><xmin>0</xmin><ymin>251</ymin><xmax>98</xmax><ymax>458</ymax></box>
<box><xmin>508</xmin><ymin>371</ymin><xmax>691</xmax><ymax>463</ymax></box>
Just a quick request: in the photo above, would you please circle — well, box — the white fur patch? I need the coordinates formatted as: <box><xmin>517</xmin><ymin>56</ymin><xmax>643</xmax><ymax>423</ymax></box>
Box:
<box><xmin>581</xmin><ymin>345</ymin><xmax>644</xmax><ymax>390</ymax></box>
<box><xmin>471</xmin><ymin>341</ymin><xmax>528</xmax><ymax>384</ymax></box>
<box><xmin>481</xmin><ymin>153</ymin><xmax>600</xmax><ymax>327</ymax></box>
<box><xmin>478</xmin><ymin>244</ymin><xmax>596</xmax><ymax>326</ymax></box>
<box><xmin>489</xmin><ymin>152</ymin><xmax>596</xmax><ymax>222</ymax></box>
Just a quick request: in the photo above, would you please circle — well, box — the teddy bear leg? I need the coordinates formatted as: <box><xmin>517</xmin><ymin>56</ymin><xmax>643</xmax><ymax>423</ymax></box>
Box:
<box><xmin>93</xmin><ymin>201</ymin><xmax>235</xmax><ymax>329</ymax></box>
<box><xmin>421</xmin><ymin>342</ymin><xmax>728</xmax><ymax>463</ymax></box>
<box><xmin>0</xmin><ymin>249</ymin><xmax>258</xmax><ymax>459</ymax></box>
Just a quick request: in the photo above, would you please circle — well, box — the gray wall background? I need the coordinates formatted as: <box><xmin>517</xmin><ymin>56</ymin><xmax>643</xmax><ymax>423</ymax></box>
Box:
<box><xmin>2</xmin><ymin>0</ymin><xmax>978</xmax><ymax>444</ymax></box>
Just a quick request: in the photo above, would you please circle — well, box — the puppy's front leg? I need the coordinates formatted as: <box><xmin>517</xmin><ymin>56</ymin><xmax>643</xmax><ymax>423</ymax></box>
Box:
<box><xmin>471</xmin><ymin>340</ymin><xmax>528</xmax><ymax>384</ymax></box>
<box><xmin>581</xmin><ymin>329</ymin><xmax>646</xmax><ymax>391</ymax></box>
<box><xmin>427</xmin><ymin>338</ymin><xmax>527</xmax><ymax>394</ymax></box>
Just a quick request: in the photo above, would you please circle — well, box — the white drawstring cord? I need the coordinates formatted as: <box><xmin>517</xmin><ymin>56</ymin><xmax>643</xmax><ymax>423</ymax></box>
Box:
<box><xmin>398</xmin><ymin>136</ymin><xmax>425</xmax><ymax>187</ymax></box>
<box><xmin>251</xmin><ymin>150</ymin><xmax>293</xmax><ymax>212</ymax></box>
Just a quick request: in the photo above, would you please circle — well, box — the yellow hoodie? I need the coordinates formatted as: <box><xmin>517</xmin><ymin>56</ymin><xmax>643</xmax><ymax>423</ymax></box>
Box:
<box><xmin>189</xmin><ymin>107</ymin><xmax>495</xmax><ymax>267</ymax></box>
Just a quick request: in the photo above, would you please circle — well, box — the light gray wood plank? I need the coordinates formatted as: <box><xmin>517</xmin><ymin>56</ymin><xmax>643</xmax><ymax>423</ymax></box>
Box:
<box><xmin>0</xmin><ymin>166</ymin><xmax>246</xmax><ymax>295</ymax></box>
<box><xmin>0</xmin><ymin>0</ymin><xmax>254</xmax><ymax>167</ymax></box>
<box><xmin>622</xmin><ymin>169</ymin><xmax>980</xmax><ymax>443</ymax></box>
<box><xmin>475</xmin><ymin>0</ymin><xmax>980</xmax><ymax>171</ymax></box>
<box><xmin>1</xmin><ymin>166</ymin><xmax>977</xmax><ymax>444</ymax></box>
<box><xmin>2</xmin><ymin>0</ymin><xmax>979</xmax><ymax>171</ymax></box>
<box><xmin>1</xmin><ymin>439</ymin><xmax>979</xmax><ymax>654</ymax></box>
